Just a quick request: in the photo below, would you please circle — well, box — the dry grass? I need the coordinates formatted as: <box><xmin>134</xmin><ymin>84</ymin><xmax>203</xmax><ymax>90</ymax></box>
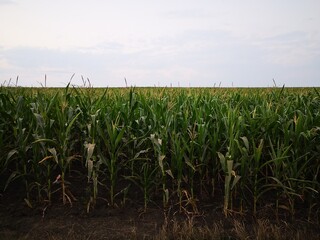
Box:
<box><xmin>1</xmin><ymin>216</ymin><xmax>319</xmax><ymax>240</ymax></box>
<box><xmin>156</xmin><ymin>218</ymin><xmax>320</xmax><ymax>240</ymax></box>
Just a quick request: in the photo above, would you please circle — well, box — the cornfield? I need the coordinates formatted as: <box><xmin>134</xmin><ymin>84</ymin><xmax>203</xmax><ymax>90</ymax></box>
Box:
<box><xmin>1</xmin><ymin>85</ymin><xmax>319</xmax><ymax>219</ymax></box>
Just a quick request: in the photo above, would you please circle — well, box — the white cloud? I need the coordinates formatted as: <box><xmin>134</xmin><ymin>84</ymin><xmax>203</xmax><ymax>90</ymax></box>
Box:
<box><xmin>0</xmin><ymin>55</ymin><xmax>12</xmax><ymax>69</ymax></box>
<box><xmin>0</xmin><ymin>1</ymin><xmax>319</xmax><ymax>87</ymax></box>
<box><xmin>0</xmin><ymin>0</ymin><xmax>16</xmax><ymax>5</ymax></box>
<box><xmin>253</xmin><ymin>31</ymin><xmax>320</xmax><ymax>66</ymax></box>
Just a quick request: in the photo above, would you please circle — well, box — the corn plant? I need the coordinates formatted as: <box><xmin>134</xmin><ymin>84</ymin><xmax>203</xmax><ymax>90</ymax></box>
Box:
<box><xmin>0</xmin><ymin>86</ymin><xmax>319</xmax><ymax>220</ymax></box>
<box><xmin>30</xmin><ymin>92</ymin><xmax>57</xmax><ymax>203</ymax></box>
<box><xmin>169</xmin><ymin>131</ymin><xmax>185</xmax><ymax>211</ymax></box>
<box><xmin>251</xmin><ymin>139</ymin><xmax>264</xmax><ymax>216</ymax></box>
<box><xmin>151</xmin><ymin>133</ymin><xmax>171</xmax><ymax>208</ymax></box>
<box><xmin>84</xmin><ymin>110</ymin><xmax>101</xmax><ymax>211</ymax></box>
<box><xmin>217</xmin><ymin>152</ymin><xmax>241</xmax><ymax>216</ymax></box>
<box><xmin>98</xmin><ymin>115</ymin><xmax>126</xmax><ymax>206</ymax></box>
<box><xmin>125</xmin><ymin>158</ymin><xmax>158</xmax><ymax>211</ymax></box>
<box><xmin>0</xmin><ymin>91</ymin><xmax>15</xmax><ymax>187</ymax></box>
<box><xmin>34</xmin><ymin>86</ymin><xmax>82</xmax><ymax>205</ymax></box>
<box><xmin>5</xmin><ymin>96</ymin><xmax>34</xmax><ymax>206</ymax></box>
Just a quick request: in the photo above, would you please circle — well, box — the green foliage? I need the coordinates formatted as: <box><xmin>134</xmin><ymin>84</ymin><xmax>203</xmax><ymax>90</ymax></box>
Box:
<box><xmin>0</xmin><ymin>86</ymin><xmax>319</xmax><ymax>219</ymax></box>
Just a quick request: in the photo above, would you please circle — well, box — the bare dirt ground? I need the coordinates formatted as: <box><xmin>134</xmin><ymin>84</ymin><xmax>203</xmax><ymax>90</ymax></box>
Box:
<box><xmin>1</xmin><ymin>176</ymin><xmax>319</xmax><ymax>240</ymax></box>
<box><xmin>1</xmin><ymin>193</ymin><xmax>320</xmax><ymax>240</ymax></box>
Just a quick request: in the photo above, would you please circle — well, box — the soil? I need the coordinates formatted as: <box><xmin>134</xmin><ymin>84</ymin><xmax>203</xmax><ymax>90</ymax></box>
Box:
<box><xmin>1</xmin><ymin>177</ymin><xmax>320</xmax><ymax>240</ymax></box>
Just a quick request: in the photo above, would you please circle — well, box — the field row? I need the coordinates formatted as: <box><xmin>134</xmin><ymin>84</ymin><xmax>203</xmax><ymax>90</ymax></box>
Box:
<box><xmin>0</xmin><ymin>86</ymin><xmax>319</xmax><ymax>219</ymax></box>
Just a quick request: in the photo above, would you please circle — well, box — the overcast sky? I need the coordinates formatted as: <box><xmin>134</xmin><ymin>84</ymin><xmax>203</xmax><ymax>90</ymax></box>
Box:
<box><xmin>0</xmin><ymin>0</ymin><xmax>319</xmax><ymax>87</ymax></box>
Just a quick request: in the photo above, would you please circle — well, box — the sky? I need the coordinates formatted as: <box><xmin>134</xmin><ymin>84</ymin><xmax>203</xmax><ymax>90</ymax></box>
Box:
<box><xmin>0</xmin><ymin>0</ymin><xmax>319</xmax><ymax>87</ymax></box>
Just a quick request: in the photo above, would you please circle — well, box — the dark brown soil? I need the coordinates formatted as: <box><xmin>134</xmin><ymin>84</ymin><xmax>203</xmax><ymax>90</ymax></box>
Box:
<box><xmin>1</xmin><ymin>175</ymin><xmax>319</xmax><ymax>240</ymax></box>
<box><xmin>1</xmin><ymin>191</ymin><xmax>320</xmax><ymax>240</ymax></box>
